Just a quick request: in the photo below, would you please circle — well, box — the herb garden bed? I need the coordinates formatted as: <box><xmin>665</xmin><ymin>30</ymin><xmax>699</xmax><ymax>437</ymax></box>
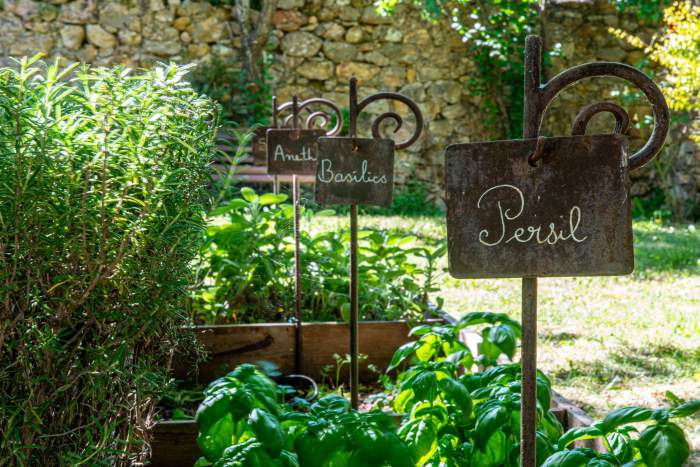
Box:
<box><xmin>150</xmin><ymin>395</ymin><xmax>602</xmax><ymax>467</ymax></box>
<box><xmin>154</xmin><ymin>319</ymin><xmax>439</xmax><ymax>466</ymax></box>
<box><xmin>150</xmin><ymin>319</ymin><xmax>604</xmax><ymax>467</ymax></box>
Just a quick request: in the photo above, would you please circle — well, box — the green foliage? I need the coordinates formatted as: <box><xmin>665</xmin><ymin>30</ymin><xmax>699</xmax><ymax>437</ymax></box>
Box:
<box><xmin>368</xmin><ymin>176</ymin><xmax>443</xmax><ymax>217</ymax></box>
<box><xmin>387</xmin><ymin>319</ymin><xmax>698</xmax><ymax>466</ymax></box>
<box><xmin>0</xmin><ymin>58</ymin><xmax>217</xmax><ymax>464</ymax></box>
<box><xmin>611</xmin><ymin>0</ymin><xmax>672</xmax><ymax>22</ymax></box>
<box><xmin>195</xmin><ymin>369</ymin><xmax>412</xmax><ymax>467</ymax></box>
<box><xmin>198</xmin><ymin>316</ymin><xmax>699</xmax><ymax>465</ymax></box>
<box><xmin>189</xmin><ymin>55</ymin><xmax>272</xmax><ymax>127</ymax></box>
<box><xmin>190</xmin><ymin>190</ymin><xmax>444</xmax><ymax>323</ymax></box>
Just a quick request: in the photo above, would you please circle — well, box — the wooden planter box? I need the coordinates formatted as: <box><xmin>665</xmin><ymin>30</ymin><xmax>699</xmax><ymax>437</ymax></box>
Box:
<box><xmin>154</xmin><ymin>319</ymin><xmax>431</xmax><ymax>467</ymax></box>
<box><xmin>173</xmin><ymin>320</ymin><xmax>440</xmax><ymax>385</ymax></box>
<box><xmin>151</xmin><ymin>319</ymin><xmax>604</xmax><ymax>466</ymax></box>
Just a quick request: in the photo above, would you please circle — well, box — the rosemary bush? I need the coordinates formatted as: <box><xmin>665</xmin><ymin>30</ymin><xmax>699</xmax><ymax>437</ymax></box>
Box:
<box><xmin>0</xmin><ymin>58</ymin><xmax>217</xmax><ymax>465</ymax></box>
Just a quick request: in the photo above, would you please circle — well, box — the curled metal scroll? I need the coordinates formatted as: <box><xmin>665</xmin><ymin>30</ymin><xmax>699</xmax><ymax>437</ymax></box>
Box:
<box><xmin>275</xmin><ymin>97</ymin><xmax>344</xmax><ymax>136</ymax></box>
<box><xmin>524</xmin><ymin>35</ymin><xmax>669</xmax><ymax>170</ymax></box>
<box><xmin>350</xmin><ymin>78</ymin><xmax>424</xmax><ymax>150</ymax></box>
<box><xmin>571</xmin><ymin>101</ymin><xmax>630</xmax><ymax>136</ymax></box>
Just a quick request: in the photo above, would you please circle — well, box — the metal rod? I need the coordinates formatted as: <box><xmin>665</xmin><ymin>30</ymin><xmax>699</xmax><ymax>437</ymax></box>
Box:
<box><xmin>521</xmin><ymin>35</ymin><xmax>542</xmax><ymax>467</ymax></box>
<box><xmin>349</xmin><ymin>204</ymin><xmax>359</xmax><ymax>409</ymax></box>
<box><xmin>291</xmin><ymin>95</ymin><xmax>303</xmax><ymax>375</ymax></box>
<box><xmin>520</xmin><ymin>277</ymin><xmax>538</xmax><ymax>466</ymax></box>
<box><xmin>272</xmin><ymin>96</ymin><xmax>280</xmax><ymax>196</ymax></box>
<box><xmin>348</xmin><ymin>78</ymin><xmax>360</xmax><ymax>409</ymax></box>
<box><xmin>293</xmin><ymin>174</ymin><xmax>303</xmax><ymax>374</ymax></box>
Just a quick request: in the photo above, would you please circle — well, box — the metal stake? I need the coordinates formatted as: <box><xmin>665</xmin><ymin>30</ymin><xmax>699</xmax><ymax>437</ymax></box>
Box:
<box><xmin>520</xmin><ymin>278</ymin><xmax>538</xmax><ymax>466</ymax></box>
<box><xmin>520</xmin><ymin>35</ymin><xmax>542</xmax><ymax>467</ymax></box>
<box><xmin>348</xmin><ymin>79</ymin><xmax>360</xmax><ymax>409</ymax></box>
<box><xmin>291</xmin><ymin>96</ymin><xmax>303</xmax><ymax>375</ymax></box>
<box><xmin>271</xmin><ymin>96</ymin><xmax>280</xmax><ymax>196</ymax></box>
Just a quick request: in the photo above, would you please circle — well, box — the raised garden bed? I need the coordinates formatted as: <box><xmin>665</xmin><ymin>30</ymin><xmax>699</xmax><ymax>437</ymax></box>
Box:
<box><xmin>150</xmin><ymin>318</ymin><xmax>604</xmax><ymax>466</ymax></box>
<box><xmin>172</xmin><ymin>320</ymin><xmax>441</xmax><ymax>385</ymax></box>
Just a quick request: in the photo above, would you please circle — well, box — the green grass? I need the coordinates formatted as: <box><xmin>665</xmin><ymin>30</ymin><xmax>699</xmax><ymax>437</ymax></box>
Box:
<box><xmin>308</xmin><ymin>214</ymin><xmax>700</xmax><ymax>462</ymax></box>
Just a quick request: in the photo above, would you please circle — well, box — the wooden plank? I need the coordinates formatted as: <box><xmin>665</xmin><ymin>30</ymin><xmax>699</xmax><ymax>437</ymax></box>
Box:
<box><xmin>174</xmin><ymin>323</ymin><xmax>295</xmax><ymax>383</ymax></box>
<box><xmin>174</xmin><ymin>321</ymin><xmax>438</xmax><ymax>385</ymax></box>
<box><xmin>551</xmin><ymin>391</ymin><xmax>607</xmax><ymax>451</ymax></box>
<box><xmin>150</xmin><ymin>420</ymin><xmax>199</xmax><ymax>467</ymax></box>
<box><xmin>301</xmin><ymin>321</ymin><xmax>419</xmax><ymax>384</ymax></box>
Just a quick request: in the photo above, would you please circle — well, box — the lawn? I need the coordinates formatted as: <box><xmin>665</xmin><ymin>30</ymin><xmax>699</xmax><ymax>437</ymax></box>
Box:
<box><xmin>310</xmin><ymin>213</ymin><xmax>700</xmax><ymax>463</ymax></box>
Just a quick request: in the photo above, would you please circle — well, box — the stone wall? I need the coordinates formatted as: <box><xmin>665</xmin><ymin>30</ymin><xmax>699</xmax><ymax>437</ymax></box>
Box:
<box><xmin>0</xmin><ymin>0</ymin><xmax>697</xmax><ymax>207</ymax></box>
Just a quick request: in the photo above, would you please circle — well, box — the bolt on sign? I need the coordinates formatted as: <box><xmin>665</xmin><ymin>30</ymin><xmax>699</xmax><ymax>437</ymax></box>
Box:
<box><xmin>314</xmin><ymin>137</ymin><xmax>395</xmax><ymax>207</ymax></box>
<box><xmin>445</xmin><ymin>134</ymin><xmax>633</xmax><ymax>278</ymax></box>
<box><xmin>266</xmin><ymin>128</ymin><xmax>326</xmax><ymax>176</ymax></box>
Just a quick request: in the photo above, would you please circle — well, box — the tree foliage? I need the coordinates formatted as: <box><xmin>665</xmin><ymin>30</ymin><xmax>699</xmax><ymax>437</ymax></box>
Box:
<box><xmin>612</xmin><ymin>1</ymin><xmax>700</xmax><ymax>116</ymax></box>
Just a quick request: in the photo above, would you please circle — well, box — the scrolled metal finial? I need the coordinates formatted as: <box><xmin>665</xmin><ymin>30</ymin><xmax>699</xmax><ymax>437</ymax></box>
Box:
<box><xmin>276</xmin><ymin>97</ymin><xmax>344</xmax><ymax>136</ymax></box>
<box><xmin>352</xmin><ymin>84</ymin><xmax>424</xmax><ymax>150</ymax></box>
<box><xmin>571</xmin><ymin>101</ymin><xmax>630</xmax><ymax>136</ymax></box>
<box><xmin>524</xmin><ymin>35</ymin><xmax>670</xmax><ymax>170</ymax></box>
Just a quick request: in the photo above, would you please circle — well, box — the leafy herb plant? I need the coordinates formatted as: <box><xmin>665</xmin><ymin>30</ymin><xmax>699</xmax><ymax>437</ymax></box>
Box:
<box><xmin>196</xmin><ymin>315</ymin><xmax>700</xmax><ymax>466</ymax></box>
<box><xmin>190</xmin><ymin>190</ymin><xmax>443</xmax><ymax>323</ymax></box>
<box><xmin>0</xmin><ymin>58</ymin><xmax>217</xmax><ymax>464</ymax></box>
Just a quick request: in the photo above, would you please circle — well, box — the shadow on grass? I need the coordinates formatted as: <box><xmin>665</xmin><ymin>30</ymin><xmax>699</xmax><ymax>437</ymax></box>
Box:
<box><xmin>633</xmin><ymin>222</ymin><xmax>700</xmax><ymax>274</ymax></box>
<box><xmin>551</xmin><ymin>341</ymin><xmax>700</xmax><ymax>383</ymax></box>
<box><xmin>541</xmin><ymin>331</ymin><xmax>580</xmax><ymax>343</ymax></box>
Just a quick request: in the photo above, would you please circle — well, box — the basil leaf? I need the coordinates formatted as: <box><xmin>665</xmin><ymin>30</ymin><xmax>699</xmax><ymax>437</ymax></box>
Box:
<box><xmin>599</xmin><ymin>407</ymin><xmax>652</xmax><ymax>433</ymax></box>
<box><xmin>607</xmin><ymin>432</ymin><xmax>633</xmax><ymax>464</ymax></box>
<box><xmin>399</xmin><ymin>418</ymin><xmax>438</xmax><ymax>464</ymax></box>
<box><xmin>439</xmin><ymin>377</ymin><xmax>472</xmax><ymax>418</ymax></box>
<box><xmin>541</xmin><ymin>449</ymin><xmax>589</xmax><ymax>467</ymax></box>
<box><xmin>240</xmin><ymin>187</ymin><xmax>258</xmax><ymax>203</ymax></box>
<box><xmin>471</xmin><ymin>430</ymin><xmax>506</xmax><ymax>467</ymax></box>
<box><xmin>638</xmin><ymin>422</ymin><xmax>690</xmax><ymax>467</ymax></box>
<box><xmin>384</xmin><ymin>431</ymin><xmax>415</xmax><ymax>467</ymax></box>
<box><xmin>196</xmin><ymin>390</ymin><xmax>234</xmax><ymax>434</ymax></box>
<box><xmin>488</xmin><ymin>324</ymin><xmax>517</xmax><ymax>359</ymax></box>
<box><xmin>196</xmin><ymin>413</ymin><xmax>234</xmax><ymax>462</ymax></box>
<box><xmin>259</xmin><ymin>193</ymin><xmax>288</xmax><ymax>206</ymax></box>
<box><xmin>248</xmin><ymin>408</ymin><xmax>284</xmax><ymax>457</ymax></box>
<box><xmin>669</xmin><ymin>399</ymin><xmax>700</xmax><ymax>418</ymax></box>
<box><xmin>557</xmin><ymin>426</ymin><xmax>604</xmax><ymax>449</ymax></box>
<box><xmin>474</xmin><ymin>402</ymin><xmax>509</xmax><ymax>447</ymax></box>
<box><xmin>411</xmin><ymin>370</ymin><xmax>438</xmax><ymax>402</ymax></box>
<box><xmin>388</xmin><ymin>341</ymin><xmax>420</xmax><ymax>371</ymax></box>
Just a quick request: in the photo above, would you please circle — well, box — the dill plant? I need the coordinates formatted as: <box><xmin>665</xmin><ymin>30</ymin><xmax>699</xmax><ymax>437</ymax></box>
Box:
<box><xmin>0</xmin><ymin>57</ymin><xmax>217</xmax><ymax>465</ymax></box>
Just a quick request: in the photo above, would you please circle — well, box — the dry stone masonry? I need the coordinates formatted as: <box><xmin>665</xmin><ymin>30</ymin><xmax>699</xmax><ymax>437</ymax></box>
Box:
<box><xmin>0</xmin><ymin>0</ymin><xmax>697</xmax><ymax>205</ymax></box>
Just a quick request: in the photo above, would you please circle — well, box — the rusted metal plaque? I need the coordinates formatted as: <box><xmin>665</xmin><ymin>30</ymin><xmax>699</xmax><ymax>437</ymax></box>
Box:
<box><xmin>315</xmin><ymin>137</ymin><xmax>395</xmax><ymax>207</ymax></box>
<box><xmin>445</xmin><ymin>134</ymin><xmax>633</xmax><ymax>278</ymax></box>
<box><xmin>267</xmin><ymin>128</ymin><xmax>325</xmax><ymax>175</ymax></box>
<box><xmin>252</xmin><ymin>127</ymin><xmax>270</xmax><ymax>165</ymax></box>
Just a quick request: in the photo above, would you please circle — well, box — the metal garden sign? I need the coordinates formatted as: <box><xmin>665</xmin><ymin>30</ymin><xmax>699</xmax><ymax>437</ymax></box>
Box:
<box><xmin>266</xmin><ymin>95</ymin><xmax>343</xmax><ymax>374</ymax></box>
<box><xmin>445</xmin><ymin>35</ymin><xmax>669</xmax><ymax>465</ymax></box>
<box><xmin>315</xmin><ymin>77</ymin><xmax>424</xmax><ymax>408</ymax></box>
